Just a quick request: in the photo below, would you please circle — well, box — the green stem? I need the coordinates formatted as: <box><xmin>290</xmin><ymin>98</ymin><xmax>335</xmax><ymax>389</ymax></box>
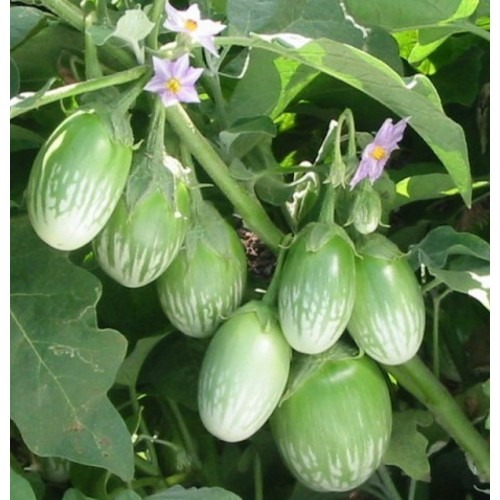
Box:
<box><xmin>384</xmin><ymin>356</ymin><xmax>490</xmax><ymax>481</ymax></box>
<box><xmin>431</xmin><ymin>289</ymin><xmax>452</xmax><ymax>377</ymax></box>
<box><xmin>145</xmin><ymin>97</ymin><xmax>166</xmax><ymax>154</ymax></box>
<box><xmin>262</xmin><ymin>234</ymin><xmax>292</xmax><ymax>306</ymax></box>
<box><xmin>164</xmin><ymin>103</ymin><xmax>285</xmax><ymax>252</ymax></box>
<box><xmin>253</xmin><ymin>451</ymin><xmax>264</xmax><ymax>500</ymax></box>
<box><xmin>84</xmin><ymin>13</ymin><xmax>103</xmax><ymax>80</ymax></box>
<box><xmin>129</xmin><ymin>386</ymin><xmax>160</xmax><ymax>474</ymax></box>
<box><xmin>179</xmin><ymin>143</ymin><xmax>205</xmax><ymax>207</ymax></box>
<box><xmin>318</xmin><ymin>187</ymin><xmax>336</xmax><ymax>225</ymax></box>
<box><xmin>407</xmin><ymin>478</ymin><xmax>417</xmax><ymax>500</ymax></box>
<box><xmin>167</xmin><ymin>399</ymin><xmax>202</xmax><ymax>470</ymax></box>
<box><xmin>146</xmin><ymin>0</ymin><xmax>166</xmax><ymax>50</ymax></box>
<box><xmin>421</xmin><ymin>277</ymin><xmax>443</xmax><ymax>295</ymax></box>
<box><xmin>10</xmin><ymin>66</ymin><xmax>148</xmax><ymax>119</ymax></box>
<box><xmin>41</xmin><ymin>0</ymin><xmax>135</xmax><ymax>68</ymax></box>
<box><xmin>378</xmin><ymin>465</ymin><xmax>403</xmax><ymax>500</ymax></box>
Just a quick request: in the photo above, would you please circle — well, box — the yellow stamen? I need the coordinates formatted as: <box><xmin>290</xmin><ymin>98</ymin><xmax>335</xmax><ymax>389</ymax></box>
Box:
<box><xmin>184</xmin><ymin>19</ymin><xmax>198</xmax><ymax>31</ymax></box>
<box><xmin>371</xmin><ymin>145</ymin><xmax>387</xmax><ymax>161</ymax></box>
<box><xmin>166</xmin><ymin>78</ymin><xmax>182</xmax><ymax>94</ymax></box>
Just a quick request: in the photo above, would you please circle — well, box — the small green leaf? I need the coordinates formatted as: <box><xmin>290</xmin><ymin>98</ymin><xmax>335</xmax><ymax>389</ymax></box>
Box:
<box><xmin>10</xmin><ymin>6</ymin><xmax>48</xmax><ymax>50</ymax></box>
<box><xmin>409</xmin><ymin>226</ymin><xmax>490</xmax><ymax>269</ymax></box>
<box><xmin>145</xmin><ymin>484</ymin><xmax>242</xmax><ymax>499</ymax></box>
<box><xmin>384</xmin><ymin>410</ymin><xmax>433</xmax><ymax>481</ymax></box>
<box><xmin>11</xmin><ymin>469</ymin><xmax>36</xmax><ymax>500</ymax></box>
<box><xmin>111</xmin><ymin>10</ymin><xmax>154</xmax><ymax>63</ymax></box>
<box><xmin>11</xmin><ymin>217</ymin><xmax>134</xmax><ymax>480</ymax></box>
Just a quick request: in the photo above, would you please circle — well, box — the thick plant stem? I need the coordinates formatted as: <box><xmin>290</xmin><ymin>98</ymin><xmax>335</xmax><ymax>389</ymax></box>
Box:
<box><xmin>10</xmin><ymin>66</ymin><xmax>148</xmax><ymax>119</ymax></box>
<box><xmin>164</xmin><ymin>104</ymin><xmax>285</xmax><ymax>252</ymax></box>
<box><xmin>384</xmin><ymin>356</ymin><xmax>490</xmax><ymax>481</ymax></box>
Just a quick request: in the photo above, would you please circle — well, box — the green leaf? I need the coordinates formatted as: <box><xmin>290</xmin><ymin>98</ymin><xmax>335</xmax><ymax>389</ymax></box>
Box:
<box><xmin>220</xmin><ymin>116</ymin><xmax>276</xmax><ymax>158</ymax></box>
<box><xmin>227</xmin><ymin>0</ymin><xmax>366</xmax><ymax>43</ymax></box>
<box><xmin>227</xmin><ymin>49</ymin><xmax>319</xmax><ymax>123</ymax></box>
<box><xmin>383</xmin><ymin>410</ymin><xmax>433</xmax><ymax>481</ymax></box>
<box><xmin>115</xmin><ymin>336</ymin><xmax>165</xmax><ymax>387</ymax></box>
<box><xmin>428</xmin><ymin>264</ymin><xmax>490</xmax><ymax>309</ymax></box>
<box><xmin>62</xmin><ymin>489</ymin><xmax>97</xmax><ymax>500</ymax></box>
<box><xmin>145</xmin><ymin>485</ymin><xmax>242</xmax><ymax>499</ymax></box>
<box><xmin>10</xmin><ymin>58</ymin><xmax>20</xmax><ymax>98</ymax></box>
<box><xmin>409</xmin><ymin>225</ymin><xmax>490</xmax><ymax>269</ymax></box>
<box><xmin>111</xmin><ymin>10</ymin><xmax>154</xmax><ymax>63</ymax></box>
<box><xmin>392</xmin><ymin>173</ymin><xmax>458</xmax><ymax>207</ymax></box>
<box><xmin>236</xmin><ymin>35</ymin><xmax>472</xmax><ymax>204</ymax></box>
<box><xmin>10</xmin><ymin>6</ymin><xmax>48</xmax><ymax>50</ymax></box>
<box><xmin>10</xmin><ymin>124</ymin><xmax>45</xmax><ymax>152</ymax></box>
<box><xmin>344</xmin><ymin>0</ymin><xmax>479</xmax><ymax>31</ymax></box>
<box><xmin>11</xmin><ymin>469</ymin><xmax>36</xmax><ymax>500</ymax></box>
<box><xmin>10</xmin><ymin>217</ymin><xmax>134</xmax><ymax>481</ymax></box>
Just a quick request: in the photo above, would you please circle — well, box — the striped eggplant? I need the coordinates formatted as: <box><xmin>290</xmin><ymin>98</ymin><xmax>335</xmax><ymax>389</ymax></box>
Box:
<box><xmin>27</xmin><ymin>110</ymin><xmax>133</xmax><ymax>250</ymax></box>
<box><xmin>347</xmin><ymin>234</ymin><xmax>425</xmax><ymax>365</ymax></box>
<box><xmin>157</xmin><ymin>202</ymin><xmax>246</xmax><ymax>338</ymax></box>
<box><xmin>198</xmin><ymin>301</ymin><xmax>291</xmax><ymax>442</ymax></box>
<box><xmin>278</xmin><ymin>223</ymin><xmax>356</xmax><ymax>354</ymax></box>
<box><xmin>93</xmin><ymin>153</ymin><xmax>190</xmax><ymax>288</ymax></box>
<box><xmin>271</xmin><ymin>345</ymin><xmax>392</xmax><ymax>492</ymax></box>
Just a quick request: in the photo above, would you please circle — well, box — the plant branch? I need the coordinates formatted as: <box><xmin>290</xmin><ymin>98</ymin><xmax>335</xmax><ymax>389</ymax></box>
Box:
<box><xmin>164</xmin><ymin>103</ymin><xmax>285</xmax><ymax>252</ymax></box>
<box><xmin>384</xmin><ymin>356</ymin><xmax>490</xmax><ymax>482</ymax></box>
<box><xmin>10</xmin><ymin>66</ymin><xmax>148</xmax><ymax>119</ymax></box>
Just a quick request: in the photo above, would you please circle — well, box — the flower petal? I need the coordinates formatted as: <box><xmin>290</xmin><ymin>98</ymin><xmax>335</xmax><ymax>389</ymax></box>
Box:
<box><xmin>151</xmin><ymin>56</ymin><xmax>172</xmax><ymax>80</ymax></box>
<box><xmin>176</xmin><ymin>86</ymin><xmax>201</xmax><ymax>103</ymax></box>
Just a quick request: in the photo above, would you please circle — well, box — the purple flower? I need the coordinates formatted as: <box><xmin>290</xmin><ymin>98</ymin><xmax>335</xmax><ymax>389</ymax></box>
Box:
<box><xmin>144</xmin><ymin>55</ymin><xmax>204</xmax><ymax>107</ymax></box>
<box><xmin>164</xmin><ymin>3</ymin><xmax>226</xmax><ymax>56</ymax></box>
<box><xmin>349</xmin><ymin>117</ymin><xmax>410</xmax><ymax>189</ymax></box>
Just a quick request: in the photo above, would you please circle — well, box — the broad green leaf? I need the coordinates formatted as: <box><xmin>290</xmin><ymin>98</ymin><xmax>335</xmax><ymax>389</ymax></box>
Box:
<box><xmin>384</xmin><ymin>410</ymin><xmax>433</xmax><ymax>481</ymax></box>
<box><xmin>230</xmin><ymin>35</ymin><xmax>472</xmax><ymax>204</ymax></box>
<box><xmin>11</xmin><ymin>469</ymin><xmax>36</xmax><ymax>500</ymax></box>
<box><xmin>408</xmin><ymin>225</ymin><xmax>489</xmax><ymax>269</ymax></box>
<box><xmin>145</xmin><ymin>485</ymin><xmax>242</xmax><ymax>499</ymax></box>
<box><xmin>227</xmin><ymin>0</ymin><xmax>366</xmax><ymax>43</ymax></box>
<box><xmin>62</xmin><ymin>489</ymin><xmax>97</xmax><ymax>500</ymax></box>
<box><xmin>344</xmin><ymin>0</ymin><xmax>479</xmax><ymax>31</ymax></box>
<box><xmin>227</xmin><ymin>49</ymin><xmax>319</xmax><ymax>123</ymax></box>
<box><xmin>10</xmin><ymin>58</ymin><xmax>20</xmax><ymax>98</ymax></box>
<box><xmin>10</xmin><ymin>217</ymin><xmax>134</xmax><ymax>481</ymax></box>
<box><xmin>10</xmin><ymin>6</ymin><xmax>48</xmax><ymax>50</ymax></box>
<box><xmin>115</xmin><ymin>336</ymin><xmax>165</xmax><ymax>387</ymax></box>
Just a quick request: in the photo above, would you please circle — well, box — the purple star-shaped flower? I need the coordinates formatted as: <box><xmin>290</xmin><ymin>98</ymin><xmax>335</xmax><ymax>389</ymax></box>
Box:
<box><xmin>164</xmin><ymin>3</ymin><xmax>226</xmax><ymax>56</ymax></box>
<box><xmin>144</xmin><ymin>55</ymin><xmax>204</xmax><ymax>108</ymax></box>
<box><xmin>349</xmin><ymin>117</ymin><xmax>410</xmax><ymax>189</ymax></box>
